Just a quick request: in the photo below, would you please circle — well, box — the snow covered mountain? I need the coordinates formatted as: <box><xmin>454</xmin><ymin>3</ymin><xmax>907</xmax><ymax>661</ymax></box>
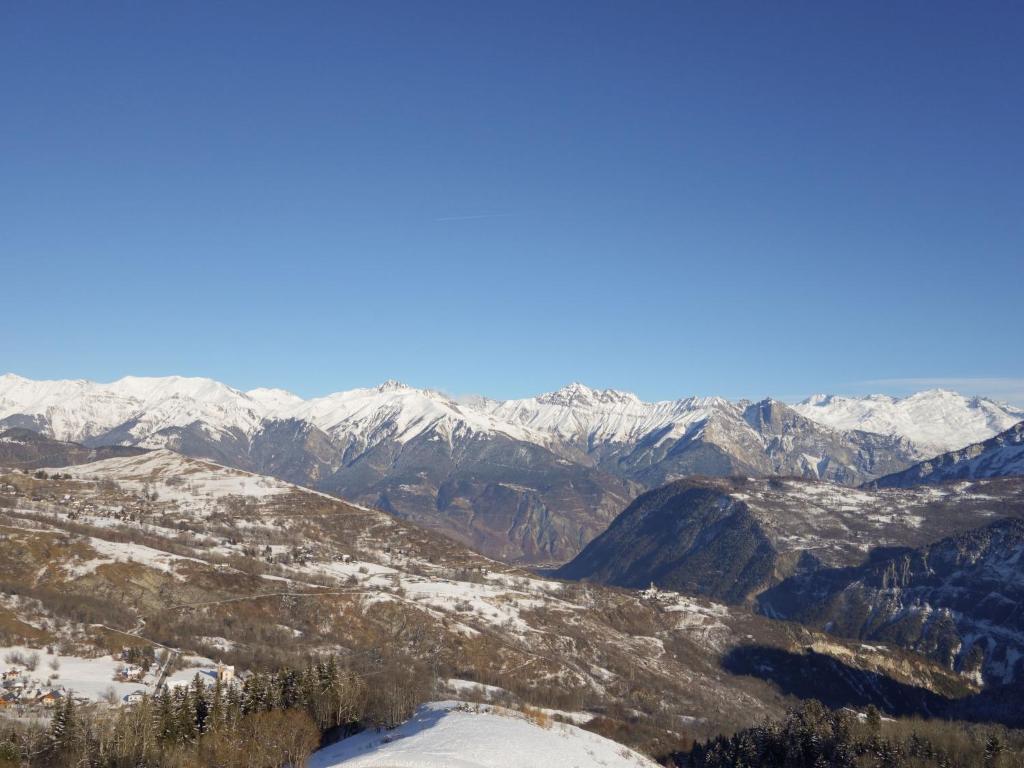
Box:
<box><xmin>1</xmin><ymin>373</ymin><xmax>1015</xmax><ymax>563</ymax></box>
<box><xmin>794</xmin><ymin>389</ymin><xmax>1024</xmax><ymax>456</ymax></box>
<box><xmin>0</xmin><ymin>373</ymin><xmax>265</xmax><ymax>447</ymax></box>
<box><xmin>483</xmin><ymin>382</ymin><xmax>726</xmax><ymax>447</ymax></box>
<box><xmin>870</xmin><ymin>420</ymin><xmax>1024</xmax><ymax>488</ymax></box>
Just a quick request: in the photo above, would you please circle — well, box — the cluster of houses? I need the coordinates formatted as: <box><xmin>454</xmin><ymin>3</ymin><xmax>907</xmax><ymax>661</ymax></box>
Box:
<box><xmin>56</xmin><ymin>492</ymin><xmax>152</xmax><ymax>524</ymax></box>
<box><xmin>16</xmin><ymin>485</ymin><xmax>154</xmax><ymax>525</ymax></box>
<box><xmin>0</xmin><ymin>667</ymin><xmax>68</xmax><ymax>712</ymax></box>
<box><xmin>0</xmin><ymin>651</ymin><xmax>242</xmax><ymax>714</ymax></box>
<box><xmin>3</xmin><ymin>469</ymin><xmax>157</xmax><ymax>523</ymax></box>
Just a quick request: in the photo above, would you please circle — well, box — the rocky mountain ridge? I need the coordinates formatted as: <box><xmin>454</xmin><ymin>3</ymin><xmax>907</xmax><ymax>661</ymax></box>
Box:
<box><xmin>3</xmin><ymin>373</ymin><xmax>1019</xmax><ymax>562</ymax></box>
<box><xmin>870</xmin><ymin>420</ymin><xmax>1024</xmax><ymax>488</ymax></box>
<box><xmin>556</xmin><ymin>476</ymin><xmax>1024</xmax><ymax>602</ymax></box>
<box><xmin>759</xmin><ymin>516</ymin><xmax>1024</xmax><ymax>687</ymax></box>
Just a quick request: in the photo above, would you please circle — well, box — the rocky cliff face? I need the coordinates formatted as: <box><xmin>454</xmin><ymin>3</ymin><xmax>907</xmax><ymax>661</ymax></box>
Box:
<box><xmin>759</xmin><ymin>517</ymin><xmax>1024</xmax><ymax>686</ymax></box>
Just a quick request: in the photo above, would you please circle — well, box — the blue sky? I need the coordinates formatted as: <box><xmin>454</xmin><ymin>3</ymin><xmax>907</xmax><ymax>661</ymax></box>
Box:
<box><xmin>2</xmin><ymin>2</ymin><xmax>1022</xmax><ymax>403</ymax></box>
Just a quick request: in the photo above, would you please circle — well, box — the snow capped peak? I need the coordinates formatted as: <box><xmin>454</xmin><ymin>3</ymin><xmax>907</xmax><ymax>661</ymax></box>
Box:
<box><xmin>487</xmin><ymin>385</ymin><xmax>730</xmax><ymax>445</ymax></box>
<box><xmin>0</xmin><ymin>373</ymin><xmax>263</xmax><ymax>445</ymax></box>
<box><xmin>246</xmin><ymin>387</ymin><xmax>304</xmax><ymax>411</ymax></box>
<box><xmin>801</xmin><ymin>393</ymin><xmax>834</xmax><ymax>407</ymax></box>
<box><xmin>376</xmin><ymin>379</ymin><xmax>411</xmax><ymax>392</ymax></box>
<box><xmin>793</xmin><ymin>389</ymin><xmax>1024</xmax><ymax>456</ymax></box>
<box><xmin>4</xmin><ymin>373</ymin><xmax>1021</xmax><ymax>461</ymax></box>
<box><xmin>538</xmin><ymin>382</ymin><xmax>641</xmax><ymax>407</ymax></box>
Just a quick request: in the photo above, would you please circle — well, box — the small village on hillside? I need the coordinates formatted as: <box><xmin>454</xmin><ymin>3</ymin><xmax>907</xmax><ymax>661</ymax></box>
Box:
<box><xmin>1</xmin><ymin>644</ymin><xmax>236</xmax><ymax>719</ymax></box>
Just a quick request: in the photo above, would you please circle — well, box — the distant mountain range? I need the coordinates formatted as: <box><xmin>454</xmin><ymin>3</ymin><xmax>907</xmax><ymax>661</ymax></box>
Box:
<box><xmin>2</xmin><ymin>373</ymin><xmax>1022</xmax><ymax>563</ymax></box>
<box><xmin>792</xmin><ymin>390</ymin><xmax>1022</xmax><ymax>456</ymax></box>
<box><xmin>870</xmin><ymin>420</ymin><xmax>1024</xmax><ymax>489</ymax></box>
<box><xmin>554</xmin><ymin>409</ymin><xmax>1024</xmax><ymax>687</ymax></box>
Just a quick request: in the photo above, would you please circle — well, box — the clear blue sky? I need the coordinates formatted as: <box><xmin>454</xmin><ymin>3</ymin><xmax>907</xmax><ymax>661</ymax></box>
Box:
<box><xmin>2</xmin><ymin>2</ymin><xmax>1022</xmax><ymax>403</ymax></box>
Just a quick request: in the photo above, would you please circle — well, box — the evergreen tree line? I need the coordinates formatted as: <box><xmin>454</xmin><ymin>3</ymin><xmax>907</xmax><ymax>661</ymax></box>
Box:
<box><xmin>0</xmin><ymin>653</ymin><xmax>431</xmax><ymax>768</ymax></box>
<box><xmin>680</xmin><ymin>702</ymin><xmax>1024</xmax><ymax>768</ymax></box>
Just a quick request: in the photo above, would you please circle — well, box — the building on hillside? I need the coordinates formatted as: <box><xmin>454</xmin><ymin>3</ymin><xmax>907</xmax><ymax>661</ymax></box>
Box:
<box><xmin>216</xmin><ymin>663</ymin><xmax>235</xmax><ymax>683</ymax></box>
<box><xmin>117</xmin><ymin>663</ymin><xmax>145</xmax><ymax>681</ymax></box>
<box><xmin>37</xmin><ymin>690</ymin><xmax>63</xmax><ymax>707</ymax></box>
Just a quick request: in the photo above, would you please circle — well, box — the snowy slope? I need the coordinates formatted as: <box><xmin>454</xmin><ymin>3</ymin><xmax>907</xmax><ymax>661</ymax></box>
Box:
<box><xmin>794</xmin><ymin>390</ymin><xmax>1024</xmax><ymax>455</ymax></box>
<box><xmin>246</xmin><ymin>387</ymin><xmax>304</xmax><ymax>411</ymax></box>
<box><xmin>308</xmin><ymin>701</ymin><xmax>658</xmax><ymax>768</ymax></box>
<box><xmin>0</xmin><ymin>373</ymin><xmax>265</xmax><ymax>446</ymax></box>
<box><xmin>485</xmin><ymin>382</ymin><xmax>730</xmax><ymax>446</ymax></box>
<box><xmin>871</xmin><ymin>420</ymin><xmax>1024</xmax><ymax>488</ymax></box>
<box><xmin>278</xmin><ymin>381</ymin><xmax>541</xmax><ymax>445</ymax></box>
<box><xmin>55</xmin><ymin>449</ymin><xmax>295</xmax><ymax>502</ymax></box>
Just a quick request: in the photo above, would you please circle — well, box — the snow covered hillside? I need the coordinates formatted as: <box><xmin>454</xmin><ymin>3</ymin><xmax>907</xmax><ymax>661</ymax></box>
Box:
<box><xmin>871</xmin><ymin>420</ymin><xmax>1024</xmax><ymax>488</ymax></box>
<box><xmin>308</xmin><ymin>700</ymin><xmax>658</xmax><ymax>768</ymax></box>
<box><xmin>794</xmin><ymin>390</ymin><xmax>1024</xmax><ymax>456</ymax></box>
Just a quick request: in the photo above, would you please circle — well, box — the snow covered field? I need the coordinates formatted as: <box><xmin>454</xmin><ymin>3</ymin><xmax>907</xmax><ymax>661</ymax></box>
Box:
<box><xmin>0</xmin><ymin>645</ymin><xmax>219</xmax><ymax>705</ymax></box>
<box><xmin>58</xmin><ymin>449</ymin><xmax>293</xmax><ymax>503</ymax></box>
<box><xmin>308</xmin><ymin>701</ymin><xmax>657</xmax><ymax>768</ymax></box>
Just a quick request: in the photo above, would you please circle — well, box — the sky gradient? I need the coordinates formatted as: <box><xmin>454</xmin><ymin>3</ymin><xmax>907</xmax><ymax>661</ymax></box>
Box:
<box><xmin>2</xmin><ymin>2</ymin><xmax>1022</xmax><ymax>403</ymax></box>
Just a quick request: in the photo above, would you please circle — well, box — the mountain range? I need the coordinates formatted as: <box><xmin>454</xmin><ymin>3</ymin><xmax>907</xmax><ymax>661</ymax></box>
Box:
<box><xmin>557</xmin><ymin>423</ymin><xmax>1024</xmax><ymax>686</ymax></box>
<box><xmin>3</xmin><ymin>373</ymin><xmax>1022</xmax><ymax>563</ymax></box>
<box><xmin>869</xmin><ymin>419</ymin><xmax>1024</xmax><ymax>489</ymax></box>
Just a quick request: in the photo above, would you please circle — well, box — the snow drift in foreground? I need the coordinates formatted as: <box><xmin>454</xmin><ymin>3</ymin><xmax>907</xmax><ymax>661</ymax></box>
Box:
<box><xmin>308</xmin><ymin>701</ymin><xmax>658</xmax><ymax>768</ymax></box>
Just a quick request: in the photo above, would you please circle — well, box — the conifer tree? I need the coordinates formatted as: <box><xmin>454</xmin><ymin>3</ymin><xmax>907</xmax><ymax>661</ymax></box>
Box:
<box><xmin>154</xmin><ymin>686</ymin><xmax>176</xmax><ymax>743</ymax></box>
<box><xmin>49</xmin><ymin>694</ymin><xmax>77</xmax><ymax>756</ymax></box>
<box><xmin>174</xmin><ymin>685</ymin><xmax>198</xmax><ymax>743</ymax></box>
<box><xmin>208</xmin><ymin>676</ymin><xmax>225</xmax><ymax>734</ymax></box>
